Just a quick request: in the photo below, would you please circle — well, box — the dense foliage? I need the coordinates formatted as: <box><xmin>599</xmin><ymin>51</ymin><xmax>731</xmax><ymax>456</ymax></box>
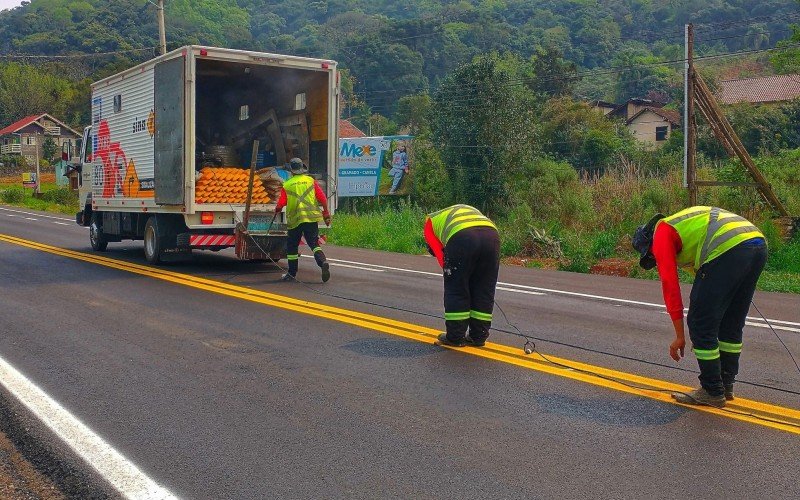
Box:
<box><xmin>1</xmin><ymin>0</ymin><xmax>799</xmax><ymax>125</ymax></box>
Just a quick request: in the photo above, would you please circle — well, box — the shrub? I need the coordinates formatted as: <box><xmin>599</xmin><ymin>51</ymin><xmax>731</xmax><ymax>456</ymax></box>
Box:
<box><xmin>1</xmin><ymin>186</ymin><xmax>25</xmax><ymax>203</ymax></box>
<box><xmin>41</xmin><ymin>187</ymin><xmax>77</xmax><ymax>205</ymax></box>
<box><xmin>591</xmin><ymin>231</ymin><xmax>618</xmax><ymax>259</ymax></box>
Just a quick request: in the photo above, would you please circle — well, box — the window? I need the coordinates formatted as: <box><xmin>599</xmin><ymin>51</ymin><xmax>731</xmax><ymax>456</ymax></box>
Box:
<box><xmin>239</xmin><ymin>105</ymin><xmax>249</xmax><ymax>121</ymax></box>
<box><xmin>656</xmin><ymin>126</ymin><xmax>668</xmax><ymax>142</ymax></box>
<box><xmin>295</xmin><ymin>92</ymin><xmax>306</xmax><ymax>111</ymax></box>
<box><xmin>114</xmin><ymin>94</ymin><xmax>122</xmax><ymax>113</ymax></box>
<box><xmin>25</xmin><ymin>136</ymin><xmax>36</xmax><ymax>145</ymax></box>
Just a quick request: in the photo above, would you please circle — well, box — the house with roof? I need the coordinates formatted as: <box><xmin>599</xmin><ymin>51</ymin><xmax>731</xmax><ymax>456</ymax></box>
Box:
<box><xmin>339</xmin><ymin>118</ymin><xmax>366</xmax><ymax>138</ymax></box>
<box><xmin>590</xmin><ymin>100</ymin><xmax>619</xmax><ymax>116</ymax></box>
<box><xmin>0</xmin><ymin>113</ymin><xmax>80</xmax><ymax>165</ymax></box>
<box><xmin>625</xmin><ymin>106</ymin><xmax>681</xmax><ymax>148</ymax></box>
<box><xmin>718</xmin><ymin>74</ymin><xmax>800</xmax><ymax>105</ymax></box>
<box><xmin>595</xmin><ymin>98</ymin><xmax>680</xmax><ymax>148</ymax></box>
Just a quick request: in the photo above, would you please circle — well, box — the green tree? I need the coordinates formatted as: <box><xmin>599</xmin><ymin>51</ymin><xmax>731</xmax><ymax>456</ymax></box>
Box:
<box><xmin>0</xmin><ymin>62</ymin><xmax>77</xmax><ymax>125</ymax></box>
<box><xmin>612</xmin><ymin>46</ymin><xmax>675</xmax><ymax>102</ymax></box>
<box><xmin>395</xmin><ymin>93</ymin><xmax>431</xmax><ymax>135</ymax></box>
<box><xmin>530</xmin><ymin>44</ymin><xmax>578</xmax><ymax>97</ymax></box>
<box><xmin>431</xmin><ymin>53</ymin><xmax>539</xmax><ymax>216</ymax></box>
<box><xmin>42</xmin><ymin>137</ymin><xmax>58</xmax><ymax>162</ymax></box>
<box><xmin>538</xmin><ymin>96</ymin><xmax>632</xmax><ymax>172</ymax></box>
<box><xmin>411</xmin><ymin>135</ymin><xmax>452</xmax><ymax>210</ymax></box>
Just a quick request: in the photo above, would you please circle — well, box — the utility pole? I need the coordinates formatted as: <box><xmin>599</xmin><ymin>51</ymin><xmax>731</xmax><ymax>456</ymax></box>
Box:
<box><xmin>34</xmin><ymin>130</ymin><xmax>40</xmax><ymax>195</ymax></box>
<box><xmin>684</xmin><ymin>23</ymin><xmax>697</xmax><ymax>205</ymax></box>
<box><xmin>157</xmin><ymin>0</ymin><xmax>167</xmax><ymax>55</ymax></box>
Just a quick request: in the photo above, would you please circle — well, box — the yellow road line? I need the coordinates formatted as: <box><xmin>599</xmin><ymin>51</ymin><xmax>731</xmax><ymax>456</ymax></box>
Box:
<box><xmin>2</xmin><ymin>233</ymin><xmax>799</xmax><ymax>435</ymax></box>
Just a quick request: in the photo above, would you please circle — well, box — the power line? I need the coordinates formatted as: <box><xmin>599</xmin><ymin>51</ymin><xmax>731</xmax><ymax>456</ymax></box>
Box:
<box><xmin>0</xmin><ymin>47</ymin><xmax>158</xmax><ymax>60</ymax></box>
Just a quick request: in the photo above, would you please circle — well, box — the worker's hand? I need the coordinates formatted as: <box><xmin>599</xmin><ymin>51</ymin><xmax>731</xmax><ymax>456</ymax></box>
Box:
<box><xmin>669</xmin><ymin>336</ymin><xmax>686</xmax><ymax>362</ymax></box>
<box><xmin>324</xmin><ymin>214</ymin><xmax>332</xmax><ymax>226</ymax></box>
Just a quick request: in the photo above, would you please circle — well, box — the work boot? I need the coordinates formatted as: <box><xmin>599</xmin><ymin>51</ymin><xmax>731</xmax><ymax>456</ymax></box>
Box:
<box><xmin>321</xmin><ymin>261</ymin><xmax>330</xmax><ymax>283</ymax></box>
<box><xmin>672</xmin><ymin>388</ymin><xmax>726</xmax><ymax>408</ymax></box>
<box><xmin>724</xmin><ymin>384</ymin><xmax>735</xmax><ymax>401</ymax></box>
<box><xmin>437</xmin><ymin>332</ymin><xmax>466</xmax><ymax>347</ymax></box>
<box><xmin>464</xmin><ymin>333</ymin><xmax>485</xmax><ymax>347</ymax></box>
<box><xmin>280</xmin><ymin>273</ymin><xmax>295</xmax><ymax>282</ymax></box>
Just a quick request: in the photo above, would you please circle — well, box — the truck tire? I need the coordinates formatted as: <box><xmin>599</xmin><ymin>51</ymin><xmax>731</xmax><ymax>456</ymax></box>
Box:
<box><xmin>89</xmin><ymin>213</ymin><xmax>108</xmax><ymax>252</ymax></box>
<box><xmin>143</xmin><ymin>216</ymin><xmax>162</xmax><ymax>264</ymax></box>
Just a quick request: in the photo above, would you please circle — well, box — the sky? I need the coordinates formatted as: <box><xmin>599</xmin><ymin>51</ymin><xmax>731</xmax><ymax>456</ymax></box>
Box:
<box><xmin>0</xmin><ymin>0</ymin><xmax>23</xmax><ymax>11</ymax></box>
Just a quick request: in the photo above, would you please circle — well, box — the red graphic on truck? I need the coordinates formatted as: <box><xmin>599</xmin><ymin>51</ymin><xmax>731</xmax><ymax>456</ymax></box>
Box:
<box><xmin>95</xmin><ymin>120</ymin><xmax>127</xmax><ymax>197</ymax></box>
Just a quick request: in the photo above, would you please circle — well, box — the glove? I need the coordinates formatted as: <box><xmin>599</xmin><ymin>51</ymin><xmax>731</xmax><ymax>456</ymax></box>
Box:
<box><xmin>323</xmin><ymin>214</ymin><xmax>332</xmax><ymax>226</ymax></box>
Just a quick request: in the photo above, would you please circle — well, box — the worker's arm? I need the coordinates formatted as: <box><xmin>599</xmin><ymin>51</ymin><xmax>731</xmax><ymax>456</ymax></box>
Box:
<box><xmin>314</xmin><ymin>182</ymin><xmax>331</xmax><ymax>225</ymax></box>
<box><xmin>424</xmin><ymin>218</ymin><xmax>445</xmax><ymax>268</ymax></box>
<box><xmin>652</xmin><ymin>223</ymin><xmax>686</xmax><ymax>361</ymax></box>
<box><xmin>274</xmin><ymin>188</ymin><xmax>287</xmax><ymax>213</ymax></box>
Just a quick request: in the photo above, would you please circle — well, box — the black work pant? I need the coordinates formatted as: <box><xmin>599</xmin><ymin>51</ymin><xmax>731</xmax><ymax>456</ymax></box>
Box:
<box><xmin>687</xmin><ymin>242</ymin><xmax>767</xmax><ymax>396</ymax></box>
<box><xmin>443</xmin><ymin>226</ymin><xmax>501</xmax><ymax>342</ymax></box>
<box><xmin>286</xmin><ymin>222</ymin><xmax>326</xmax><ymax>276</ymax></box>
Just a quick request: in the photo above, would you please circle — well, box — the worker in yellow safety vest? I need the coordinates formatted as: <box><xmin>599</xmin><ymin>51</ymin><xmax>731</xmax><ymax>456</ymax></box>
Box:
<box><xmin>274</xmin><ymin>158</ymin><xmax>332</xmax><ymax>282</ymax></box>
<box><xmin>633</xmin><ymin>206</ymin><xmax>766</xmax><ymax>408</ymax></box>
<box><xmin>425</xmin><ymin>205</ymin><xmax>500</xmax><ymax>347</ymax></box>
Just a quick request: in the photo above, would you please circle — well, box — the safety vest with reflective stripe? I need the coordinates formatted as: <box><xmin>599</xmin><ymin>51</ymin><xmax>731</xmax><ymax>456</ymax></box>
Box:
<box><xmin>283</xmin><ymin>174</ymin><xmax>322</xmax><ymax>229</ymax></box>
<box><xmin>427</xmin><ymin>204</ymin><xmax>496</xmax><ymax>245</ymax></box>
<box><xmin>657</xmin><ymin>206</ymin><xmax>764</xmax><ymax>271</ymax></box>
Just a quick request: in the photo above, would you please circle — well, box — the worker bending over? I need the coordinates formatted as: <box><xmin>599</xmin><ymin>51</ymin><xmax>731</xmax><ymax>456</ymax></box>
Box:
<box><xmin>633</xmin><ymin>206</ymin><xmax>766</xmax><ymax>407</ymax></box>
<box><xmin>425</xmin><ymin>204</ymin><xmax>500</xmax><ymax>347</ymax></box>
<box><xmin>275</xmin><ymin>158</ymin><xmax>332</xmax><ymax>282</ymax></box>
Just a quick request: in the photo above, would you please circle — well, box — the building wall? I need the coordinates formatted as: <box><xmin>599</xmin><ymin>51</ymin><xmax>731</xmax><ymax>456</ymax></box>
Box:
<box><xmin>627</xmin><ymin>110</ymin><xmax>674</xmax><ymax>149</ymax></box>
<box><xmin>1</xmin><ymin>122</ymin><xmax>80</xmax><ymax>164</ymax></box>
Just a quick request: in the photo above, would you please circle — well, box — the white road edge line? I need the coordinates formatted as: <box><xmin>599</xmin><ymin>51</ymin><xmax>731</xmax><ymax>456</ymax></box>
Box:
<box><xmin>0</xmin><ymin>355</ymin><xmax>177</xmax><ymax>499</ymax></box>
<box><xmin>299</xmin><ymin>256</ymin><xmax>384</xmax><ymax>272</ymax></box>
<box><xmin>496</xmin><ymin>286</ymin><xmax>545</xmax><ymax>296</ymax></box>
<box><xmin>0</xmin><ymin>206</ymin><xmax>71</xmax><ymax>221</ymax></box>
<box><xmin>322</xmin><ymin>257</ymin><xmax>800</xmax><ymax>329</ymax></box>
<box><xmin>3</xmin><ymin>210</ymin><xmax>796</xmax><ymax>329</ymax></box>
<box><xmin>328</xmin><ymin>262</ymin><xmax>384</xmax><ymax>272</ymax></box>
<box><xmin>0</xmin><ymin>206</ymin><xmax>73</xmax><ymax>222</ymax></box>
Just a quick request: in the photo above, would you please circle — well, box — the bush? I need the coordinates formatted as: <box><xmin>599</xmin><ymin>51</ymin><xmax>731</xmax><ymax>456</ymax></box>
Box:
<box><xmin>1</xmin><ymin>186</ymin><xmax>25</xmax><ymax>203</ymax></box>
<box><xmin>40</xmin><ymin>187</ymin><xmax>76</xmax><ymax>205</ymax></box>
<box><xmin>591</xmin><ymin>231</ymin><xmax>618</xmax><ymax>259</ymax></box>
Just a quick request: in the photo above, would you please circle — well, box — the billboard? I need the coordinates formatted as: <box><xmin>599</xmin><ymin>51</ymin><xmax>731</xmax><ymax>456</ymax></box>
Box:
<box><xmin>337</xmin><ymin>135</ymin><xmax>413</xmax><ymax>197</ymax></box>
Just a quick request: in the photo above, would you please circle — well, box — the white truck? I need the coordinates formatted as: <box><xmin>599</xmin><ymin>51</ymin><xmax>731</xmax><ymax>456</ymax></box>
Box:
<box><xmin>73</xmin><ymin>46</ymin><xmax>339</xmax><ymax>263</ymax></box>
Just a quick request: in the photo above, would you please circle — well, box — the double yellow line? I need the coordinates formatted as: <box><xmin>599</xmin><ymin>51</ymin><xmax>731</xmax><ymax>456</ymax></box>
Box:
<box><xmin>2</xmin><ymin>232</ymin><xmax>800</xmax><ymax>435</ymax></box>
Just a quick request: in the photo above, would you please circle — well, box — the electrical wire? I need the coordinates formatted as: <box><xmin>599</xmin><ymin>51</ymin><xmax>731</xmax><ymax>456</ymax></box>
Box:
<box><xmin>228</xmin><ymin>216</ymin><xmax>800</xmax><ymax>403</ymax></box>
<box><xmin>490</xmin><ymin>301</ymin><xmax>800</xmax><ymax>428</ymax></box>
<box><xmin>752</xmin><ymin>300</ymin><xmax>800</xmax><ymax>376</ymax></box>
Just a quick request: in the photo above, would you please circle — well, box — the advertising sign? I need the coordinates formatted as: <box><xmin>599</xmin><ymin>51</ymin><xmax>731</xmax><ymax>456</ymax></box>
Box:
<box><xmin>22</xmin><ymin>172</ymin><xmax>38</xmax><ymax>188</ymax></box>
<box><xmin>337</xmin><ymin>135</ymin><xmax>413</xmax><ymax>197</ymax></box>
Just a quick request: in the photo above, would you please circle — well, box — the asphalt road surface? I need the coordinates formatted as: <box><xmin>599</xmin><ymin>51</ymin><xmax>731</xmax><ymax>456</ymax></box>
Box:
<box><xmin>1</xmin><ymin>205</ymin><xmax>799</xmax><ymax>499</ymax></box>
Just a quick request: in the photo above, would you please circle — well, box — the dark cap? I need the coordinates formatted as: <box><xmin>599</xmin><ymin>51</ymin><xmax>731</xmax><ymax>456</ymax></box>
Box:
<box><xmin>288</xmin><ymin>157</ymin><xmax>307</xmax><ymax>174</ymax></box>
<box><xmin>632</xmin><ymin>213</ymin><xmax>664</xmax><ymax>270</ymax></box>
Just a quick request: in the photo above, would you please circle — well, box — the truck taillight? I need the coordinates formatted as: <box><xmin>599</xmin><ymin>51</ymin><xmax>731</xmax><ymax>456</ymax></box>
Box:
<box><xmin>201</xmin><ymin>212</ymin><xmax>214</xmax><ymax>224</ymax></box>
<box><xmin>321</xmin><ymin>62</ymin><xmax>329</xmax><ymax>69</ymax></box>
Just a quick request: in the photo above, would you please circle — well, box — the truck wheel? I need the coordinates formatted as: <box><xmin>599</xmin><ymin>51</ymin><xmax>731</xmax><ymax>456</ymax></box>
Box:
<box><xmin>89</xmin><ymin>214</ymin><xmax>108</xmax><ymax>252</ymax></box>
<box><xmin>143</xmin><ymin>217</ymin><xmax>162</xmax><ymax>264</ymax></box>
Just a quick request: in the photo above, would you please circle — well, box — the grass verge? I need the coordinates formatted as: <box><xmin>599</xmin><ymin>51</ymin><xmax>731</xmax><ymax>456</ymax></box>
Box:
<box><xmin>0</xmin><ymin>183</ymin><xmax>78</xmax><ymax>215</ymax></box>
<box><xmin>326</xmin><ymin>203</ymin><xmax>800</xmax><ymax>295</ymax></box>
